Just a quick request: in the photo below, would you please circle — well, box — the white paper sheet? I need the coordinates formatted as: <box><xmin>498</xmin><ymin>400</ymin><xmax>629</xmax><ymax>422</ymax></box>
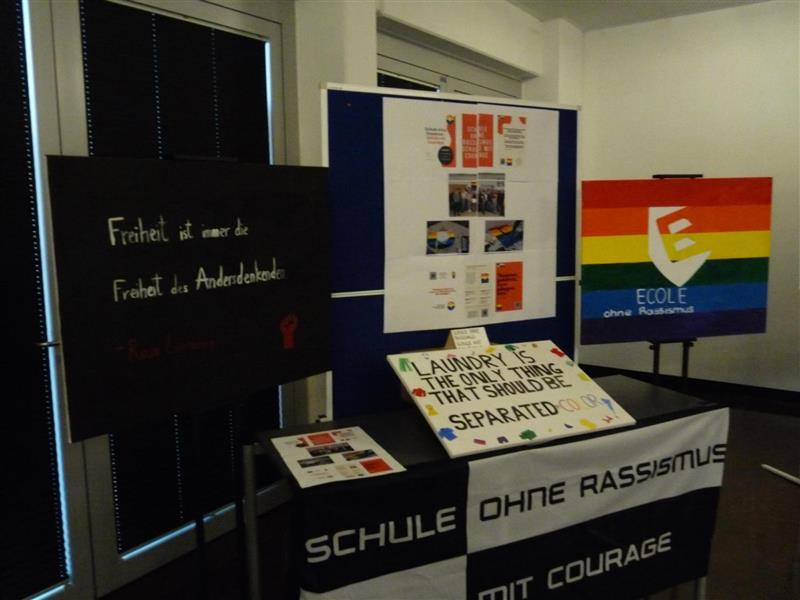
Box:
<box><xmin>382</xmin><ymin>98</ymin><xmax>559</xmax><ymax>333</ymax></box>
<box><xmin>271</xmin><ymin>426</ymin><xmax>406</xmax><ymax>488</ymax></box>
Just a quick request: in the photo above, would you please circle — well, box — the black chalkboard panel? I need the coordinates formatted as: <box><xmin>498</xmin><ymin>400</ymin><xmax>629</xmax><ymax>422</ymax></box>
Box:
<box><xmin>47</xmin><ymin>156</ymin><xmax>331</xmax><ymax>441</ymax></box>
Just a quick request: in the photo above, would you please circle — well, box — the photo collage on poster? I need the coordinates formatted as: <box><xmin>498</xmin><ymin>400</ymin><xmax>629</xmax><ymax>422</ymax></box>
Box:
<box><xmin>383</xmin><ymin>98</ymin><xmax>558</xmax><ymax>333</ymax></box>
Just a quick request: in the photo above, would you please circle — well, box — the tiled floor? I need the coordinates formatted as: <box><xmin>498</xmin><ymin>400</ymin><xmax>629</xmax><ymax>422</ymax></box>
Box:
<box><xmin>706</xmin><ymin>408</ymin><xmax>800</xmax><ymax>599</ymax></box>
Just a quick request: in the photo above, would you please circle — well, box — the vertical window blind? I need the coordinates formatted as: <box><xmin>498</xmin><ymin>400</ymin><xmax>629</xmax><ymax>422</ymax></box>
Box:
<box><xmin>79</xmin><ymin>0</ymin><xmax>278</xmax><ymax>553</ymax></box>
<box><xmin>1</xmin><ymin>0</ymin><xmax>67</xmax><ymax>597</ymax></box>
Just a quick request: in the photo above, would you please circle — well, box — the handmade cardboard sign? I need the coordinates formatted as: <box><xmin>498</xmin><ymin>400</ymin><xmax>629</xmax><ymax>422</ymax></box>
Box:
<box><xmin>387</xmin><ymin>341</ymin><xmax>635</xmax><ymax>457</ymax></box>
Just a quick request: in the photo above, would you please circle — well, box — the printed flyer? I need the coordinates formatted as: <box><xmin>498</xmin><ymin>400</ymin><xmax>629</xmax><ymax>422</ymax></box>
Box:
<box><xmin>271</xmin><ymin>427</ymin><xmax>405</xmax><ymax>488</ymax></box>
<box><xmin>386</xmin><ymin>341</ymin><xmax>636</xmax><ymax>458</ymax></box>
<box><xmin>382</xmin><ymin>98</ymin><xmax>559</xmax><ymax>333</ymax></box>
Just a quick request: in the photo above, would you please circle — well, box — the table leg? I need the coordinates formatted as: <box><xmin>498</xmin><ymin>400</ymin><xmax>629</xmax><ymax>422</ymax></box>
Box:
<box><xmin>694</xmin><ymin>576</ymin><xmax>707</xmax><ymax>600</ymax></box>
<box><xmin>243</xmin><ymin>443</ymin><xmax>261</xmax><ymax>600</ymax></box>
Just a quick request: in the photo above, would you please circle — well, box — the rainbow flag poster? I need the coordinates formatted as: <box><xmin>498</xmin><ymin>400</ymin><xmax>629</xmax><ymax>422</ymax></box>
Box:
<box><xmin>581</xmin><ymin>177</ymin><xmax>772</xmax><ymax>344</ymax></box>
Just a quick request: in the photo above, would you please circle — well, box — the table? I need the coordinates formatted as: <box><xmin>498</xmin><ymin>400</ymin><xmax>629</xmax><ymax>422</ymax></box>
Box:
<box><xmin>247</xmin><ymin>376</ymin><xmax>729</xmax><ymax>599</ymax></box>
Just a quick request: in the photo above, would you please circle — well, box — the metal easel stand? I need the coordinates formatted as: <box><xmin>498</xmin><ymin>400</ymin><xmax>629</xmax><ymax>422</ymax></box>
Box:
<box><xmin>694</xmin><ymin>576</ymin><xmax>707</xmax><ymax>600</ymax></box>
<box><xmin>645</xmin><ymin>175</ymin><xmax>707</xmax><ymax>600</ymax></box>
<box><xmin>187</xmin><ymin>413</ymin><xmax>210</xmax><ymax>600</ymax></box>
<box><xmin>646</xmin><ymin>181</ymin><xmax>701</xmax><ymax>386</ymax></box>
<box><xmin>648</xmin><ymin>338</ymin><xmax>697</xmax><ymax>385</ymax></box>
<box><xmin>243</xmin><ymin>442</ymin><xmax>262</xmax><ymax>600</ymax></box>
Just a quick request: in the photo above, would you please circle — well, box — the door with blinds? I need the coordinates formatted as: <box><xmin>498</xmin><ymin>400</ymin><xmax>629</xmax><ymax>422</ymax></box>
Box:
<box><xmin>1</xmin><ymin>1</ymin><xmax>67</xmax><ymax>597</ymax></box>
<box><xmin>15</xmin><ymin>0</ymin><xmax>291</xmax><ymax>596</ymax></box>
<box><xmin>77</xmin><ymin>1</ymin><xmax>284</xmax><ymax>593</ymax></box>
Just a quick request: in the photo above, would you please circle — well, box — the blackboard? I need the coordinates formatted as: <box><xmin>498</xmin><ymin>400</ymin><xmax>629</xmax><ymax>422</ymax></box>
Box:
<box><xmin>324</xmin><ymin>87</ymin><xmax>577</xmax><ymax>418</ymax></box>
<box><xmin>48</xmin><ymin>156</ymin><xmax>331</xmax><ymax>441</ymax></box>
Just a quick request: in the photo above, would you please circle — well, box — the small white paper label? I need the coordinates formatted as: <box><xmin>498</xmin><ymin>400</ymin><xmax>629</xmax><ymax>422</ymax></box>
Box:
<box><xmin>447</xmin><ymin>327</ymin><xmax>491</xmax><ymax>350</ymax></box>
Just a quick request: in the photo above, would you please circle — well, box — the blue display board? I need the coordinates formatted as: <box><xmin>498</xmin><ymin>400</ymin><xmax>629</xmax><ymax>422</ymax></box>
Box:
<box><xmin>326</xmin><ymin>87</ymin><xmax>577</xmax><ymax>417</ymax></box>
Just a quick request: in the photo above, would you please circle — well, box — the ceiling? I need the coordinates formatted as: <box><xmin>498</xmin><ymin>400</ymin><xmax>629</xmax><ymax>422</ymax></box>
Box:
<box><xmin>508</xmin><ymin>0</ymin><xmax>772</xmax><ymax>31</ymax></box>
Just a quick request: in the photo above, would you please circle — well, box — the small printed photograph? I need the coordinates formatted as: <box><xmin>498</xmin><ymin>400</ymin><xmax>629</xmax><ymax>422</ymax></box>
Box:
<box><xmin>448</xmin><ymin>173</ymin><xmax>506</xmax><ymax>217</ymax></box>
<box><xmin>478</xmin><ymin>173</ymin><xmax>505</xmax><ymax>216</ymax></box>
<box><xmin>448</xmin><ymin>173</ymin><xmax>506</xmax><ymax>216</ymax></box>
<box><xmin>427</xmin><ymin>220</ymin><xmax>469</xmax><ymax>254</ymax></box>
<box><xmin>307</xmin><ymin>442</ymin><xmax>354</xmax><ymax>457</ymax></box>
<box><xmin>485</xmin><ymin>220</ymin><xmax>524</xmax><ymax>252</ymax></box>
<box><xmin>343</xmin><ymin>449</ymin><xmax>377</xmax><ymax>461</ymax></box>
<box><xmin>298</xmin><ymin>456</ymin><xmax>334</xmax><ymax>468</ymax></box>
<box><xmin>332</xmin><ymin>429</ymin><xmax>357</xmax><ymax>441</ymax></box>
<box><xmin>428</xmin><ymin>271</ymin><xmax>456</xmax><ymax>281</ymax></box>
<box><xmin>360</xmin><ymin>458</ymin><xmax>393</xmax><ymax>474</ymax></box>
<box><xmin>448</xmin><ymin>173</ymin><xmax>479</xmax><ymax>217</ymax></box>
<box><xmin>307</xmin><ymin>432</ymin><xmax>336</xmax><ymax>445</ymax></box>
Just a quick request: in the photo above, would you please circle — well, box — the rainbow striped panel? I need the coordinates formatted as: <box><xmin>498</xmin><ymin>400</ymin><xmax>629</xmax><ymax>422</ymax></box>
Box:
<box><xmin>581</xmin><ymin>177</ymin><xmax>772</xmax><ymax>344</ymax></box>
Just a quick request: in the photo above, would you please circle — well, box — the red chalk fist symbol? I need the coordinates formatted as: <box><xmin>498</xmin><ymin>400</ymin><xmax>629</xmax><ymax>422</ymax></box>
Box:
<box><xmin>280</xmin><ymin>314</ymin><xmax>298</xmax><ymax>349</ymax></box>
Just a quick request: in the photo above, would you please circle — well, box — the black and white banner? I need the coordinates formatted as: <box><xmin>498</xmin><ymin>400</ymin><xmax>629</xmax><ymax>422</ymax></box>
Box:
<box><xmin>299</xmin><ymin>409</ymin><xmax>728</xmax><ymax>599</ymax></box>
<box><xmin>298</xmin><ymin>462</ymin><xmax>469</xmax><ymax>596</ymax></box>
<box><xmin>466</xmin><ymin>408</ymin><xmax>727</xmax><ymax>599</ymax></box>
<box><xmin>467</xmin><ymin>408</ymin><xmax>728</xmax><ymax>551</ymax></box>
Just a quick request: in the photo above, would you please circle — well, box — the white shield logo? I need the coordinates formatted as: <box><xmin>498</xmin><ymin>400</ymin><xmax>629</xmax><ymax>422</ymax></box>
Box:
<box><xmin>648</xmin><ymin>206</ymin><xmax>710</xmax><ymax>286</ymax></box>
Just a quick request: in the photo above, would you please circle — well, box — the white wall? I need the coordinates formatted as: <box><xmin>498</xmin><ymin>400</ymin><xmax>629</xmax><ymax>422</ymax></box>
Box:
<box><xmin>579</xmin><ymin>0</ymin><xmax>800</xmax><ymax>391</ymax></box>
<box><xmin>289</xmin><ymin>0</ymin><xmax>800</xmax><ymax>391</ymax></box>
<box><xmin>377</xmin><ymin>0</ymin><xmax>543</xmax><ymax>75</ymax></box>
<box><xmin>292</xmin><ymin>0</ymin><xmax>546</xmax><ymax>166</ymax></box>
<box><xmin>523</xmin><ymin>18</ymin><xmax>583</xmax><ymax>106</ymax></box>
<box><xmin>293</xmin><ymin>0</ymin><xmax>378</xmax><ymax>166</ymax></box>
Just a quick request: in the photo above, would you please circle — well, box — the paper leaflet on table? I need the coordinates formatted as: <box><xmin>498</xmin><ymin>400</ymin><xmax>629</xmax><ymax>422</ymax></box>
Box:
<box><xmin>272</xmin><ymin>426</ymin><xmax>405</xmax><ymax>488</ymax></box>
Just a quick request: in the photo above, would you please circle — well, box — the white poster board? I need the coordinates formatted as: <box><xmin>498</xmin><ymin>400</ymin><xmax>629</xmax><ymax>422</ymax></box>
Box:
<box><xmin>383</xmin><ymin>99</ymin><xmax>559</xmax><ymax>333</ymax></box>
<box><xmin>386</xmin><ymin>341</ymin><xmax>636</xmax><ymax>458</ymax></box>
